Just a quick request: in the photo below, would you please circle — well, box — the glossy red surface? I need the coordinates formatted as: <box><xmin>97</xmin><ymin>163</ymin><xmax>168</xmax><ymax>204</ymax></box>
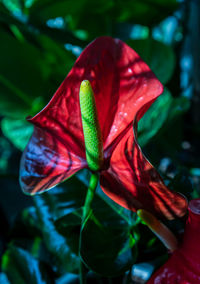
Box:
<box><xmin>148</xmin><ymin>199</ymin><xmax>200</xmax><ymax>283</ymax></box>
<box><xmin>20</xmin><ymin>36</ymin><xmax>187</xmax><ymax>219</ymax></box>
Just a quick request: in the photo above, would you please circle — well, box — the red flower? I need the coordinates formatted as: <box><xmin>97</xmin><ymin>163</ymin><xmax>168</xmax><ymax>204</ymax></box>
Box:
<box><xmin>20</xmin><ymin>36</ymin><xmax>187</xmax><ymax>220</ymax></box>
<box><xmin>148</xmin><ymin>199</ymin><xmax>200</xmax><ymax>283</ymax></box>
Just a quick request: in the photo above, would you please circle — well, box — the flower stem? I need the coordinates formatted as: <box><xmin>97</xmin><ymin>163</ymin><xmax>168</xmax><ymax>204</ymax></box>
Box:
<box><xmin>80</xmin><ymin>261</ymin><xmax>87</xmax><ymax>284</ymax></box>
<box><xmin>79</xmin><ymin>173</ymin><xmax>99</xmax><ymax>284</ymax></box>
<box><xmin>82</xmin><ymin>173</ymin><xmax>99</xmax><ymax>223</ymax></box>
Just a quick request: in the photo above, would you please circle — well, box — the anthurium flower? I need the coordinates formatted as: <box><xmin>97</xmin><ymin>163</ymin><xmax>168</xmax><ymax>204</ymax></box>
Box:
<box><xmin>148</xmin><ymin>199</ymin><xmax>200</xmax><ymax>283</ymax></box>
<box><xmin>20</xmin><ymin>36</ymin><xmax>187</xmax><ymax>220</ymax></box>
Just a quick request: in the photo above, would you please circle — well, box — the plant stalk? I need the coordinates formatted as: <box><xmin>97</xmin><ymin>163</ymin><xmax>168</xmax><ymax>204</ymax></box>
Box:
<box><xmin>79</xmin><ymin>172</ymin><xmax>99</xmax><ymax>284</ymax></box>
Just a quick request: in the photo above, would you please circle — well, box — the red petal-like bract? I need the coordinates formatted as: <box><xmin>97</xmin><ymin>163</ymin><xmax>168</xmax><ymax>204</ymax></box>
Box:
<box><xmin>20</xmin><ymin>36</ymin><xmax>162</xmax><ymax>193</ymax></box>
<box><xmin>148</xmin><ymin>199</ymin><xmax>200</xmax><ymax>283</ymax></box>
<box><xmin>20</xmin><ymin>127</ymin><xmax>87</xmax><ymax>194</ymax></box>
<box><xmin>100</xmin><ymin>127</ymin><xmax>187</xmax><ymax>220</ymax></box>
<box><xmin>20</xmin><ymin>36</ymin><xmax>187</xmax><ymax>219</ymax></box>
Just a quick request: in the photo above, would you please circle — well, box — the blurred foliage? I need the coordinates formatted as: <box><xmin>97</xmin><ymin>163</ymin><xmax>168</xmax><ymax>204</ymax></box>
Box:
<box><xmin>127</xmin><ymin>38</ymin><xmax>176</xmax><ymax>84</ymax></box>
<box><xmin>1</xmin><ymin>0</ymin><xmax>200</xmax><ymax>283</ymax></box>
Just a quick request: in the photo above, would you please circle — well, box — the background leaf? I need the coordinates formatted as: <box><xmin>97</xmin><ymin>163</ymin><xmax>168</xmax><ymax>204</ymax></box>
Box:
<box><xmin>1</xmin><ymin>118</ymin><xmax>33</xmax><ymax>151</ymax></box>
<box><xmin>1</xmin><ymin>245</ymin><xmax>53</xmax><ymax>284</ymax></box>
<box><xmin>127</xmin><ymin>38</ymin><xmax>176</xmax><ymax>84</ymax></box>
<box><xmin>79</xmin><ymin>196</ymin><xmax>137</xmax><ymax>276</ymax></box>
<box><xmin>138</xmin><ymin>89</ymin><xmax>190</xmax><ymax>146</ymax></box>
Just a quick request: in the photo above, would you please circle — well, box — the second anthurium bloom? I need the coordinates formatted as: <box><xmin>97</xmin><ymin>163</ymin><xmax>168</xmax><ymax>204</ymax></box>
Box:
<box><xmin>20</xmin><ymin>36</ymin><xmax>187</xmax><ymax>220</ymax></box>
<box><xmin>148</xmin><ymin>199</ymin><xmax>200</xmax><ymax>283</ymax></box>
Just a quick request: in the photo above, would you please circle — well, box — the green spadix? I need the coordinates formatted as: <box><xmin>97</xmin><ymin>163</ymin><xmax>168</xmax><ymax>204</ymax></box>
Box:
<box><xmin>79</xmin><ymin>80</ymin><xmax>103</xmax><ymax>171</ymax></box>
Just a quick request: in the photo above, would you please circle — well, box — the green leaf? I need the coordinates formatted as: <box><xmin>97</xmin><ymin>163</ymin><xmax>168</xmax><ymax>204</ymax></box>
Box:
<box><xmin>138</xmin><ymin>88</ymin><xmax>172</xmax><ymax>146</ymax></box>
<box><xmin>0</xmin><ymin>26</ymin><xmax>76</xmax><ymax>118</ymax></box>
<box><xmin>0</xmin><ymin>29</ymin><xmax>46</xmax><ymax>110</ymax></box>
<box><xmin>29</xmin><ymin>0</ymin><xmax>85</xmax><ymax>22</ymax></box>
<box><xmin>33</xmin><ymin>180</ymin><xmax>83</xmax><ymax>273</ymax></box>
<box><xmin>1</xmin><ymin>118</ymin><xmax>33</xmax><ymax>151</ymax></box>
<box><xmin>55</xmin><ymin>209</ymin><xmax>82</xmax><ymax>256</ymax></box>
<box><xmin>28</xmin><ymin>0</ymin><xmax>114</xmax><ymax>40</ymax></box>
<box><xmin>0</xmin><ymin>137</ymin><xmax>12</xmax><ymax>173</ymax></box>
<box><xmin>115</xmin><ymin>0</ymin><xmax>178</xmax><ymax>26</ymax></box>
<box><xmin>79</xmin><ymin>196</ymin><xmax>137</xmax><ymax>276</ymax></box>
<box><xmin>1</xmin><ymin>245</ymin><xmax>53</xmax><ymax>284</ymax></box>
<box><xmin>38</xmin><ymin>175</ymin><xmax>88</xmax><ymax>220</ymax></box>
<box><xmin>0</xmin><ymin>3</ymin><xmax>20</xmax><ymax>24</ymax></box>
<box><xmin>127</xmin><ymin>38</ymin><xmax>175</xmax><ymax>84</ymax></box>
<box><xmin>138</xmin><ymin>89</ymin><xmax>190</xmax><ymax>146</ymax></box>
<box><xmin>36</xmin><ymin>34</ymin><xmax>76</xmax><ymax>78</ymax></box>
<box><xmin>29</xmin><ymin>0</ymin><xmax>113</xmax><ymax>26</ymax></box>
<box><xmin>1</xmin><ymin>0</ymin><xmax>22</xmax><ymax>14</ymax></box>
<box><xmin>167</xmin><ymin>96</ymin><xmax>190</xmax><ymax>122</ymax></box>
<box><xmin>31</xmin><ymin>175</ymin><xmax>89</xmax><ymax>268</ymax></box>
<box><xmin>9</xmin><ymin>207</ymin><xmax>64</xmax><ymax>272</ymax></box>
<box><xmin>53</xmin><ymin>176</ymin><xmax>138</xmax><ymax>276</ymax></box>
<box><xmin>28</xmin><ymin>0</ymin><xmax>178</xmax><ymax>39</ymax></box>
<box><xmin>11</xmin><ymin>206</ymin><xmax>41</xmax><ymax>240</ymax></box>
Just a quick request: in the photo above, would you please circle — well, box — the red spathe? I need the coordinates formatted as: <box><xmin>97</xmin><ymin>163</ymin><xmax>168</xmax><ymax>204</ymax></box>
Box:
<box><xmin>20</xmin><ymin>36</ymin><xmax>187</xmax><ymax>220</ymax></box>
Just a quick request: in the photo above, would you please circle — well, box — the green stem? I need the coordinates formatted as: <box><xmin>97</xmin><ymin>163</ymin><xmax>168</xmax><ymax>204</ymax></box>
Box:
<box><xmin>82</xmin><ymin>173</ymin><xmax>99</xmax><ymax>224</ymax></box>
<box><xmin>79</xmin><ymin>173</ymin><xmax>99</xmax><ymax>284</ymax></box>
<box><xmin>80</xmin><ymin>261</ymin><xmax>87</xmax><ymax>284</ymax></box>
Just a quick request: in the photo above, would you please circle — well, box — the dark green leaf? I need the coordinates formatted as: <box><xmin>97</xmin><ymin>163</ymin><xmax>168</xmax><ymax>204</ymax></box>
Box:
<box><xmin>1</xmin><ymin>118</ymin><xmax>33</xmax><ymax>151</ymax></box>
<box><xmin>0</xmin><ymin>27</ymin><xmax>76</xmax><ymax>119</ymax></box>
<box><xmin>37</xmin><ymin>34</ymin><xmax>76</xmax><ymax>76</ymax></box>
<box><xmin>0</xmin><ymin>29</ymin><xmax>46</xmax><ymax>111</ymax></box>
<box><xmin>115</xmin><ymin>0</ymin><xmax>178</xmax><ymax>26</ymax></box>
<box><xmin>80</xmin><ymin>196</ymin><xmax>137</xmax><ymax>276</ymax></box>
<box><xmin>127</xmin><ymin>38</ymin><xmax>175</xmax><ymax>84</ymax></box>
<box><xmin>0</xmin><ymin>137</ymin><xmax>12</xmax><ymax>173</ymax></box>
<box><xmin>33</xmin><ymin>180</ymin><xmax>83</xmax><ymax>273</ymax></box>
<box><xmin>138</xmin><ymin>88</ymin><xmax>172</xmax><ymax>146</ymax></box>
<box><xmin>1</xmin><ymin>245</ymin><xmax>53</xmax><ymax>284</ymax></box>
<box><xmin>38</xmin><ymin>175</ymin><xmax>88</xmax><ymax>220</ymax></box>
<box><xmin>1</xmin><ymin>0</ymin><xmax>22</xmax><ymax>14</ymax></box>
<box><xmin>55</xmin><ymin>209</ymin><xmax>82</xmax><ymax>256</ymax></box>
<box><xmin>138</xmin><ymin>89</ymin><xmax>190</xmax><ymax>146</ymax></box>
<box><xmin>28</xmin><ymin>0</ymin><xmax>178</xmax><ymax>38</ymax></box>
<box><xmin>167</xmin><ymin>96</ymin><xmax>190</xmax><ymax>122</ymax></box>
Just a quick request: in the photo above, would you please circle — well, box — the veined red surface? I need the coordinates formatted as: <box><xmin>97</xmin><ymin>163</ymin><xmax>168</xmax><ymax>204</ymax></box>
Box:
<box><xmin>20</xmin><ymin>36</ymin><xmax>187</xmax><ymax>220</ymax></box>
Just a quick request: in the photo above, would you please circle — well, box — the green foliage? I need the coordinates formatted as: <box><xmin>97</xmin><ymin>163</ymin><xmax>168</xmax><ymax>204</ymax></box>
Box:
<box><xmin>1</xmin><ymin>245</ymin><xmax>53</xmax><ymax>284</ymax></box>
<box><xmin>36</xmin><ymin>175</ymin><xmax>88</xmax><ymax>219</ymax></box>
<box><xmin>33</xmin><ymin>193</ymin><xmax>80</xmax><ymax>274</ymax></box>
<box><xmin>1</xmin><ymin>118</ymin><xmax>33</xmax><ymax>151</ymax></box>
<box><xmin>127</xmin><ymin>38</ymin><xmax>175</xmax><ymax>84</ymax></box>
<box><xmin>80</xmin><ymin>197</ymin><xmax>137</xmax><ymax>276</ymax></box>
<box><xmin>28</xmin><ymin>0</ymin><xmax>178</xmax><ymax>39</ymax></box>
<box><xmin>138</xmin><ymin>89</ymin><xmax>190</xmax><ymax>146</ymax></box>
<box><xmin>0</xmin><ymin>137</ymin><xmax>12</xmax><ymax>172</ymax></box>
<box><xmin>0</xmin><ymin>28</ymin><xmax>45</xmax><ymax>118</ymax></box>
<box><xmin>0</xmin><ymin>24</ymin><xmax>75</xmax><ymax>120</ymax></box>
<box><xmin>114</xmin><ymin>0</ymin><xmax>178</xmax><ymax>26</ymax></box>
